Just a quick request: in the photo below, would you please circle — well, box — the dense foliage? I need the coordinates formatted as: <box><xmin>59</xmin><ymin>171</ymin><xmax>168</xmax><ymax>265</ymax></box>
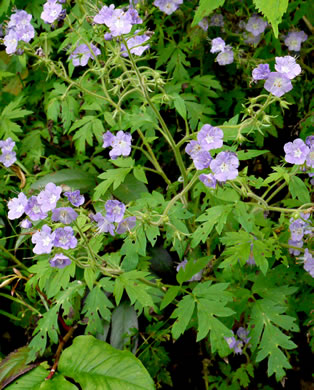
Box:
<box><xmin>0</xmin><ymin>0</ymin><xmax>313</xmax><ymax>389</ymax></box>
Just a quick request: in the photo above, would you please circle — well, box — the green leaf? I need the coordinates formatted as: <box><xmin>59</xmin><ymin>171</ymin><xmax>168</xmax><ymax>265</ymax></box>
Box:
<box><xmin>30</xmin><ymin>169</ymin><xmax>97</xmax><ymax>192</ymax></box>
<box><xmin>237</xmin><ymin>149</ymin><xmax>269</xmax><ymax>160</ymax></box>
<box><xmin>252</xmin><ymin>239</ymin><xmax>271</xmax><ymax>275</ymax></box>
<box><xmin>252</xmin><ymin>0</ymin><xmax>289</xmax><ymax>37</ymax></box>
<box><xmin>172</xmin><ymin>94</ymin><xmax>187</xmax><ymax>120</ymax></box>
<box><xmin>288</xmin><ymin>175</ymin><xmax>310</xmax><ymax>204</ymax></box>
<box><xmin>133</xmin><ymin>166</ymin><xmax>148</xmax><ymax>184</ymax></box>
<box><xmin>58</xmin><ymin>335</ymin><xmax>155</xmax><ymax>389</ymax></box>
<box><xmin>160</xmin><ymin>286</ymin><xmax>180</xmax><ymax>310</ymax></box>
<box><xmin>192</xmin><ymin>0</ymin><xmax>225</xmax><ymax>27</ymax></box>
<box><xmin>171</xmin><ymin>295</ymin><xmax>195</xmax><ymax>340</ymax></box>
<box><xmin>176</xmin><ymin>256</ymin><xmax>210</xmax><ymax>284</ymax></box>
<box><xmin>94</xmin><ymin>168</ymin><xmax>131</xmax><ymax>199</ymax></box>
<box><xmin>110</xmin><ymin>302</ymin><xmax>138</xmax><ymax>351</ymax></box>
<box><xmin>113</xmin><ymin>173</ymin><xmax>148</xmax><ymax>203</ymax></box>
<box><xmin>5</xmin><ymin>366</ymin><xmax>50</xmax><ymax>390</ymax></box>
<box><xmin>0</xmin><ymin>346</ymin><xmax>32</xmax><ymax>389</ymax></box>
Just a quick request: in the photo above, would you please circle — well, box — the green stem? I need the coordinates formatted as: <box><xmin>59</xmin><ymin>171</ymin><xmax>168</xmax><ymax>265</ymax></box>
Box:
<box><xmin>0</xmin><ymin>244</ymin><xmax>30</xmax><ymax>273</ymax></box>
<box><xmin>0</xmin><ymin>292</ymin><xmax>42</xmax><ymax>316</ymax></box>
<box><xmin>265</xmin><ymin>182</ymin><xmax>287</xmax><ymax>203</ymax></box>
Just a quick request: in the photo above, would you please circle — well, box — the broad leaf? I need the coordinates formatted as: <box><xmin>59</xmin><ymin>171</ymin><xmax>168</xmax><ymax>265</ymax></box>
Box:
<box><xmin>192</xmin><ymin>0</ymin><xmax>225</xmax><ymax>27</ymax></box>
<box><xmin>253</xmin><ymin>0</ymin><xmax>289</xmax><ymax>37</ymax></box>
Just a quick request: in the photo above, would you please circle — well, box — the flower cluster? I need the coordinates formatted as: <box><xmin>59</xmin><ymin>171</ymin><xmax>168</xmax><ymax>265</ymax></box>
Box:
<box><xmin>288</xmin><ymin>213</ymin><xmax>312</xmax><ymax>256</ymax></box>
<box><xmin>225</xmin><ymin>327</ymin><xmax>251</xmax><ymax>354</ymax></box>
<box><xmin>120</xmin><ymin>31</ymin><xmax>150</xmax><ymax>57</ymax></box>
<box><xmin>102</xmin><ymin>130</ymin><xmax>132</xmax><ymax>159</ymax></box>
<box><xmin>210</xmin><ymin>37</ymin><xmax>234</xmax><ymax>66</ymax></box>
<box><xmin>284</xmin><ymin>31</ymin><xmax>308</xmax><ymax>52</ymax></box>
<box><xmin>176</xmin><ymin>259</ymin><xmax>203</xmax><ymax>281</ymax></box>
<box><xmin>153</xmin><ymin>0</ymin><xmax>183</xmax><ymax>15</ymax></box>
<box><xmin>93</xmin><ymin>4</ymin><xmax>142</xmax><ymax>36</ymax></box>
<box><xmin>284</xmin><ymin>136</ymin><xmax>313</xmax><ymax>168</ymax></box>
<box><xmin>0</xmin><ymin>138</ymin><xmax>16</xmax><ymax>167</ymax></box>
<box><xmin>41</xmin><ymin>0</ymin><xmax>65</xmax><ymax>24</ymax></box>
<box><xmin>252</xmin><ymin>56</ymin><xmax>302</xmax><ymax>97</ymax></box>
<box><xmin>185</xmin><ymin>124</ymin><xmax>239</xmax><ymax>185</ymax></box>
<box><xmin>92</xmin><ymin>200</ymin><xmax>136</xmax><ymax>236</ymax></box>
<box><xmin>302</xmin><ymin>249</ymin><xmax>314</xmax><ymax>278</ymax></box>
<box><xmin>69</xmin><ymin>43</ymin><xmax>101</xmax><ymax>67</ymax></box>
<box><xmin>3</xmin><ymin>10</ymin><xmax>35</xmax><ymax>54</ymax></box>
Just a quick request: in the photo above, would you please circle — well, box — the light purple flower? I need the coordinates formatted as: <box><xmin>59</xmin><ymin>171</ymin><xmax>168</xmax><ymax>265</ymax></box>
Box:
<box><xmin>8</xmin><ymin>192</ymin><xmax>28</xmax><ymax>220</ymax></box>
<box><xmin>185</xmin><ymin>141</ymin><xmax>202</xmax><ymax>157</ymax></box>
<box><xmin>37</xmin><ymin>182</ymin><xmax>62</xmax><ymax>212</ymax></box>
<box><xmin>109</xmin><ymin>131</ymin><xmax>132</xmax><ymax>159</ymax></box>
<box><xmin>54</xmin><ymin>226</ymin><xmax>77</xmax><ymax>249</ymax></box>
<box><xmin>41</xmin><ymin>0</ymin><xmax>63</xmax><ymax>24</ymax></box>
<box><xmin>176</xmin><ymin>259</ymin><xmax>203</xmax><ymax>281</ymax></box>
<box><xmin>102</xmin><ymin>131</ymin><xmax>115</xmax><ymax>148</ymax></box>
<box><xmin>216</xmin><ymin>48</ymin><xmax>234</xmax><ymax>65</ymax></box>
<box><xmin>289</xmin><ymin>219</ymin><xmax>305</xmax><ymax>241</ymax></box>
<box><xmin>50</xmin><ymin>253</ymin><xmax>71</xmax><ymax>269</ymax></box>
<box><xmin>288</xmin><ymin>239</ymin><xmax>303</xmax><ymax>256</ymax></box>
<box><xmin>264</xmin><ymin>72</ymin><xmax>293</xmax><ymax>97</ymax></box>
<box><xmin>252</xmin><ymin>64</ymin><xmax>270</xmax><ymax>81</ymax></box>
<box><xmin>225</xmin><ymin>335</ymin><xmax>243</xmax><ymax>354</ymax></box>
<box><xmin>127</xmin><ymin>7</ymin><xmax>142</xmax><ymax>24</ymax></box>
<box><xmin>121</xmin><ymin>32</ymin><xmax>150</xmax><ymax>57</ymax></box>
<box><xmin>3</xmin><ymin>30</ymin><xmax>19</xmax><ymax>55</ymax></box>
<box><xmin>237</xmin><ymin>327</ymin><xmax>251</xmax><ymax>344</ymax></box>
<box><xmin>105</xmin><ymin>200</ymin><xmax>126</xmax><ymax>223</ymax></box>
<box><xmin>92</xmin><ymin>212</ymin><xmax>115</xmax><ymax>236</ymax></box>
<box><xmin>284</xmin><ymin>31</ymin><xmax>308</xmax><ymax>51</ymax></box>
<box><xmin>0</xmin><ymin>138</ymin><xmax>15</xmax><ymax>152</ymax></box>
<box><xmin>198</xmin><ymin>18</ymin><xmax>208</xmax><ymax>31</ymax></box>
<box><xmin>305</xmin><ymin>136</ymin><xmax>314</xmax><ymax>147</ymax></box>
<box><xmin>116</xmin><ymin>216</ymin><xmax>136</xmax><ymax>234</ymax></box>
<box><xmin>284</xmin><ymin>138</ymin><xmax>309</xmax><ymax>165</ymax></box>
<box><xmin>197</xmin><ymin>124</ymin><xmax>223</xmax><ymax>151</ymax></box>
<box><xmin>20</xmin><ymin>218</ymin><xmax>32</xmax><ymax>229</ymax></box>
<box><xmin>70</xmin><ymin>44</ymin><xmax>101</xmax><ymax>67</ymax></box>
<box><xmin>210</xmin><ymin>37</ymin><xmax>225</xmax><ymax>53</ymax></box>
<box><xmin>104</xmin><ymin>32</ymin><xmax>113</xmax><ymax>41</ymax></box>
<box><xmin>25</xmin><ymin>196</ymin><xmax>47</xmax><ymax>221</ymax></box>
<box><xmin>64</xmin><ymin>190</ymin><xmax>85</xmax><ymax>207</ymax></box>
<box><xmin>94</xmin><ymin>5</ymin><xmax>115</xmax><ymax>25</ymax></box>
<box><xmin>306</xmin><ymin>145</ymin><xmax>314</xmax><ymax>168</ymax></box>
<box><xmin>199</xmin><ymin>173</ymin><xmax>216</xmax><ymax>189</ymax></box>
<box><xmin>8</xmin><ymin>10</ymin><xmax>32</xmax><ymax>28</ymax></box>
<box><xmin>243</xmin><ymin>32</ymin><xmax>262</xmax><ymax>45</ymax></box>
<box><xmin>303</xmin><ymin>249</ymin><xmax>314</xmax><ymax>277</ymax></box>
<box><xmin>0</xmin><ymin>150</ymin><xmax>16</xmax><ymax>167</ymax></box>
<box><xmin>32</xmin><ymin>225</ymin><xmax>55</xmax><ymax>254</ymax></box>
<box><xmin>245</xmin><ymin>16</ymin><xmax>267</xmax><ymax>36</ymax></box>
<box><xmin>210</xmin><ymin>14</ymin><xmax>224</xmax><ymax>27</ymax></box>
<box><xmin>153</xmin><ymin>0</ymin><xmax>183</xmax><ymax>15</ymax></box>
<box><xmin>192</xmin><ymin>151</ymin><xmax>212</xmax><ymax>170</ymax></box>
<box><xmin>275</xmin><ymin>56</ymin><xmax>301</xmax><ymax>80</ymax></box>
<box><xmin>51</xmin><ymin>207</ymin><xmax>78</xmax><ymax>224</ymax></box>
<box><xmin>210</xmin><ymin>151</ymin><xmax>239</xmax><ymax>182</ymax></box>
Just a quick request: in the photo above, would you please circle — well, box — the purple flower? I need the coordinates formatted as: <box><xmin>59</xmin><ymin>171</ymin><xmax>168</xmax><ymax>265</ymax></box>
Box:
<box><xmin>32</xmin><ymin>225</ymin><xmax>55</xmax><ymax>254</ymax></box>
<box><xmin>289</xmin><ymin>220</ymin><xmax>305</xmax><ymax>242</ymax></box>
<box><xmin>284</xmin><ymin>31</ymin><xmax>308</xmax><ymax>51</ymax></box>
<box><xmin>41</xmin><ymin>0</ymin><xmax>63</xmax><ymax>24</ymax></box>
<box><xmin>185</xmin><ymin>140</ymin><xmax>203</xmax><ymax>157</ymax></box>
<box><xmin>284</xmin><ymin>138</ymin><xmax>309</xmax><ymax>165</ymax></box>
<box><xmin>153</xmin><ymin>0</ymin><xmax>183</xmax><ymax>15</ymax></box>
<box><xmin>20</xmin><ymin>218</ymin><xmax>32</xmax><ymax>229</ymax></box>
<box><xmin>198</xmin><ymin>18</ymin><xmax>209</xmax><ymax>31</ymax></box>
<box><xmin>104</xmin><ymin>32</ymin><xmax>113</xmax><ymax>41</ymax></box>
<box><xmin>109</xmin><ymin>131</ymin><xmax>132</xmax><ymax>159</ymax></box>
<box><xmin>50</xmin><ymin>253</ymin><xmax>71</xmax><ymax>269</ymax></box>
<box><xmin>121</xmin><ymin>32</ymin><xmax>150</xmax><ymax>57</ymax></box>
<box><xmin>105</xmin><ymin>200</ymin><xmax>126</xmax><ymax>223</ymax></box>
<box><xmin>199</xmin><ymin>173</ymin><xmax>216</xmax><ymax>189</ymax></box>
<box><xmin>243</xmin><ymin>32</ymin><xmax>262</xmax><ymax>45</ymax></box>
<box><xmin>70</xmin><ymin>43</ymin><xmax>101</xmax><ymax>67</ymax></box>
<box><xmin>210</xmin><ymin>151</ymin><xmax>239</xmax><ymax>182</ymax></box>
<box><xmin>306</xmin><ymin>145</ymin><xmax>314</xmax><ymax>168</ymax></box>
<box><xmin>94</xmin><ymin>5</ymin><xmax>115</xmax><ymax>25</ymax></box>
<box><xmin>64</xmin><ymin>190</ymin><xmax>85</xmax><ymax>207</ymax></box>
<box><xmin>3</xmin><ymin>30</ymin><xmax>18</xmax><ymax>54</ymax></box>
<box><xmin>0</xmin><ymin>138</ymin><xmax>15</xmax><ymax>153</ymax></box>
<box><xmin>127</xmin><ymin>7</ymin><xmax>142</xmax><ymax>24</ymax></box>
<box><xmin>197</xmin><ymin>124</ymin><xmax>223</xmax><ymax>151</ymax></box>
<box><xmin>54</xmin><ymin>226</ymin><xmax>77</xmax><ymax>249</ymax></box>
<box><xmin>8</xmin><ymin>10</ymin><xmax>32</xmax><ymax>29</ymax></box>
<box><xmin>210</xmin><ymin>37</ymin><xmax>225</xmax><ymax>53</ymax></box>
<box><xmin>252</xmin><ymin>64</ymin><xmax>270</xmax><ymax>81</ymax></box>
<box><xmin>92</xmin><ymin>212</ymin><xmax>115</xmax><ymax>236</ymax></box>
<box><xmin>303</xmin><ymin>249</ymin><xmax>314</xmax><ymax>278</ymax></box>
<box><xmin>288</xmin><ymin>239</ymin><xmax>303</xmax><ymax>256</ymax></box>
<box><xmin>176</xmin><ymin>259</ymin><xmax>203</xmax><ymax>281</ymax></box>
<box><xmin>210</xmin><ymin>14</ymin><xmax>224</xmax><ymax>27</ymax></box>
<box><xmin>305</xmin><ymin>136</ymin><xmax>314</xmax><ymax>147</ymax></box>
<box><xmin>192</xmin><ymin>151</ymin><xmax>212</xmax><ymax>170</ymax></box>
<box><xmin>116</xmin><ymin>216</ymin><xmax>136</xmax><ymax>234</ymax></box>
<box><xmin>102</xmin><ymin>131</ymin><xmax>115</xmax><ymax>148</ymax></box>
<box><xmin>37</xmin><ymin>182</ymin><xmax>62</xmax><ymax>212</ymax></box>
<box><xmin>25</xmin><ymin>196</ymin><xmax>47</xmax><ymax>221</ymax></box>
<box><xmin>264</xmin><ymin>72</ymin><xmax>292</xmax><ymax>97</ymax></box>
<box><xmin>245</xmin><ymin>16</ymin><xmax>267</xmax><ymax>36</ymax></box>
<box><xmin>8</xmin><ymin>192</ymin><xmax>28</xmax><ymax>220</ymax></box>
<box><xmin>216</xmin><ymin>48</ymin><xmax>234</xmax><ymax>65</ymax></box>
<box><xmin>225</xmin><ymin>335</ymin><xmax>243</xmax><ymax>354</ymax></box>
<box><xmin>275</xmin><ymin>56</ymin><xmax>301</xmax><ymax>80</ymax></box>
<box><xmin>51</xmin><ymin>207</ymin><xmax>78</xmax><ymax>224</ymax></box>
<box><xmin>237</xmin><ymin>327</ymin><xmax>251</xmax><ymax>344</ymax></box>
<box><xmin>0</xmin><ymin>150</ymin><xmax>16</xmax><ymax>167</ymax></box>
